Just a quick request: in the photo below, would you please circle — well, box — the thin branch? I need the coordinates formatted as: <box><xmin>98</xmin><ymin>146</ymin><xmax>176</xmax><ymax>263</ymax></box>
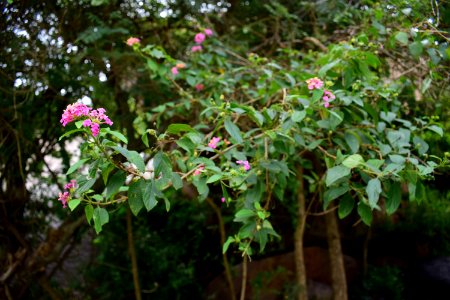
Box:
<box><xmin>240</xmin><ymin>254</ymin><xmax>248</xmax><ymax>300</ymax></box>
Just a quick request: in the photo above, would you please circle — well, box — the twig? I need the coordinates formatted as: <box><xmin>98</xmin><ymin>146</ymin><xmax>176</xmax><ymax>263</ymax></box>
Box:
<box><xmin>308</xmin><ymin>205</ymin><xmax>338</xmax><ymax>216</ymax></box>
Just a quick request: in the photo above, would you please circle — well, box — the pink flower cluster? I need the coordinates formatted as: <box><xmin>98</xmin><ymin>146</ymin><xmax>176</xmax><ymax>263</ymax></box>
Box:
<box><xmin>306</xmin><ymin>77</ymin><xmax>324</xmax><ymax>90</ymax></box>
<box><xmin>126</xmin><ymin>37</ymin><xmax>140</xmax><ymax>46</ymax></box>
<box><xmin>208</xmin><ymin>137</ymin><xmax>221</xmax><ymax>149</ymax></box>
<box><xmin>236</xmin><ymin>160</ymin><xmax>251</xmax><ymax>171</ymax></box>
<box><xmin>322</xmin><ymin>90</ymin><xmax>336</xmax><ymax>108</ymax></box>
<box><xmin>60</xmin><ymin>102</ymin><xmax>113</xmax><ymax>137</ymax></box>
<box><xmin>58</xmin><ymin>180</ymin><xmax>77</xmax><ymax>208</ymax></box>
<box><xmin>191</xmin><ymin>28</ymin><xmax>213</xmax><ymax>52</ymax></box>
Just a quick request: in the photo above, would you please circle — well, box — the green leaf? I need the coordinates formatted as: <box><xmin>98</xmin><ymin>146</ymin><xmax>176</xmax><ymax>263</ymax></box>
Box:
<box><xmin>395</xmin><ymin>31</ymin><xmax>409</xmax><ymax>45</ymax></box>
<box><xmin>78</xmin><ymin>178</ymin><xmax>96</xmax><ymax>194</ymax></box>
<box><xmin>153</xmin><ymin>151</ymin><xmax>172</xmax><ymax>180</ymax></box>
<box><xmin>312</xmin><ymin>89</ymin><xmax>323</xmax><ymax>103</ymax></box>
<box><xmin>66</xmin><ymin>158</ymin><xmax>90</xmax><ymax>175</ymax></box>
<box><xmin>85</xmin><ymin>204</ymin><xmax>94</xmax><ymax>225</ymax></box>
<box><xmin>112</xmin><ymin>146</ymin><xmax>145</xmax><ymax>173</ymax></box>
<box><xmin>223</xmin><ymin>236</ymin><xmax>235</xmax><ymax>254</ymax></box>
<box><xmin>176</xmin><ymin>137</ymin><xmax>196</xmax><ymax>155</ymax></box>
<box><xmin>324</xmin><ymin>185</ymin><xmax>349</xmax><ymax>209</ymax></box>
<box><xmin>143</xmin><ymin>180</ymin><xmax>158</xmax><ymax>211</ymax></box>
<box><xmin>59</xmin><ymin>128</ymin><xmax>85</xmax><ymax>141</ymax></box>
<box><xmin>128</xmin><ymin>179</ymin><xmax>144</xmax><ymax>216</ymax></box>
<box><xmin>358</xmin><ymin>202</ymin><xmax>372</xmax><ymax>225</ymax></box>
<box><xmin>366</xmin><ymin>178</ymin><xmax>382</xmax><ymax>208</ymax></box>
<box><xmin>234</xmin><ymin>209</ymin><xmax>255</xmax><ymax>222</ymax></box>
<box><xmin>166</xmin><ymin>124</ymin><xmax>195</xmax><ymax>135</ymax></box>
<box><xmin>386</xmin><ymin>182</ymin><xmax>401</xmax><ymax>215</ymax></box>
<box><xmin>409</xmin><ymin>41</ymin><xmax>423</xmax><ymax>58</ymax></box>
<box><xmin>171</xmin><ymin>172</ymin><xmax>183</xmax><ymax>190</ymax></box>
<box><xmin>291</xmin><ymin>110</ymin><xmax>306</xmax><ymax>122</ymax></box>
<box><xmin>345</xmin><ymin>132</ymin><xmax>360</xmax><ymax>154</ymax></box>
<box><xmin>326</xmin><ymin>165</ymin><xmax>351</xmax><ymax>187</ymax></box>
<box><xmin>427</xmin><ymin>125</ymin><xmax>443</xmax><ymax>137</ymax></box>
<box><xmin>224</xmin><ymin>118</ymin><xmax>243</xmax><ymax>144</ymax></box>
<box><xmin>342</xmin><ymin>154</ymin><xmax>364</xmax><ymax>169</ymax></box>
<box><xmin>206</xmin><ymin>174</ymin><xmax>222</xmax><ymax>184</ymax></box>
<box><xmin>68</xmin><ymin>199</ymin><xmax>81</xmax><ymax>211</ymax></box>
<box><xmin>338</xmin><ymin>194</ymin><xmax>354</xmax><ymax>219</ymax></box>
<box><xmin>93</xmin><ymin>207</ymin><xmax>109</xmax><ymax>234</ymax></box>
<box><xmin>103</xmin><ymin>128</ymin><xmax>128</xmax><ymax>144</ymax></box>
<box><xmin>318</xmin><ymin>60</ymin><xmax>341</xmax><ymax>77</ymax></box>
<box><xmin>106</xmin><ymin>171</ymin><xmax>126</xmax><ymax>199</ymax></box>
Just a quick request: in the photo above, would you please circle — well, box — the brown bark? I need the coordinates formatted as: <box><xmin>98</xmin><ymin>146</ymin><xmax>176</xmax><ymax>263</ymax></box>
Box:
<box><xmin>325</xmin><ymin>211</ymin><xmax>348</xmax><ymax>300</ymax></box>
<box><xmin>127</xmin><ymin>208</ymin><xmax>142</xmax><ymax>300</ymax></box>
<box><xmin>294</xmin><ymin>167</ymin><xmax>308</xmax><ymax>300</ymax></box>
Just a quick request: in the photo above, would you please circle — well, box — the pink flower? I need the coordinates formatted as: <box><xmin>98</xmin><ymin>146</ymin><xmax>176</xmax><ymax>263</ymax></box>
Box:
<box><xmin>236</xmin><ymin>160</ymin><xmax>251</xmax><ymax>171</ymax></box>
<box><xmin>126</xmin><ymin>37</ymin><xmax>140</xmax><ymax>46</ymax></box>
<box><xmin>193</xmin><ymin>165</ymin><xmax>204</xmax><ymax>176</ymax></box>
<box><xmin>171</xmin><ymin>67</ymin><xmax>178</xmax><ymax>75</ymax></box>
<box><xmin>195</xmin><ymin>83</ymin><xmax>204</xmax><ymax>92</ymax></box>
<box><xmin>208</xmin><ymin>137</ymin><xmax>221</xmax><ymax>149</ymax></box>
<box><xmin>64</xmin><ymin>179</ymin><xmax>77</xmax><ymax>190</ymax></box>
<box><xmin>194</xmin><ymin>33</ymin><xmax>205</xmax><ymax>44</ymax></box>
<box><xmin>90</xmin><ymin>122</ymin><xmax>100</xmax><ymax>137</ymax></box>
<box><xmin>306</xmin><ymin>77</ymin><xmax>324</xmax><ymax>90</ymax></box>
<box><xmin>82</xmin><ymin>119</ymin><xmax>92</xmax><ymax>127</ymax></box>
<box><xmin>60</xmin><ymin>102</ymin><xmax>92</xmax><ymax>126</ymax></box>
<box><xmin>58</xmin><ymin>192</ymin><xmax>70</xmax><ymax>208</ymax></box>
<box><xmin>191</xmin><ymin>45</ymin><xmax>203</xmax><ymax>52</ymax></box>
<box><xmin>204</xmin><ymin>28</ymin><xmax>213</xmax><ymax>36</ymax></box>
<box><xmin>322</xmin><ymin>90</ymin><xmax>335</xmax><ymax>108</ymax></box>
<box><xmin>221</xmin><ymin>197</ymin><xmax>225</xmax><ymax>203</ymax></box>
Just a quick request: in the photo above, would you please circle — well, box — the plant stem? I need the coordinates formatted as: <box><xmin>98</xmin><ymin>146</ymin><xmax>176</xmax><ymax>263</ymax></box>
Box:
<box><xmin>127</xmin><ymin>208</ymin><xmax>142</xmax><ymax>300</ymax></box>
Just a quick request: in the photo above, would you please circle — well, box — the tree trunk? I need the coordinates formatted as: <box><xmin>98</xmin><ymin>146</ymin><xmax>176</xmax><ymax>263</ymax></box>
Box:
<box><xmin>294</xmin><ymin>167</ymin><xmax>308</xmax><ymax>300</ymax></box>
<box><xmin>325</xmin><ymin>211</ymin><xmax>348</xmax><ymax>300</ymax></box>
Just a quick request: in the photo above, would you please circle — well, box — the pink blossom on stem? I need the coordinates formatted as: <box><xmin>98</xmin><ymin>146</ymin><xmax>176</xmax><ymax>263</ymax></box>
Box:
<box><xmin>126</xmin><ymin>37</ymin><xmax>140</xmax><ymax>46</ymax></box>
<box><xmin>58</xmin><ymin>192</ymin><xmax>70</xmax><ymax>208</ymax></box>
<box><xmin>208</xmin><ymin>137</ymin><xmax>221</xmax><ymax>149</ymax></box>
<box><xmin>236</xmin><ymin>160</ymin><xmax>251</xmax><ymax>171</ymax></box>
<box><xmin>204</xmin><ymin>28</ymin><xmax>213</xmax><ymax>36</ymax></box>
<box><xmin>195</xmin><ymin>83</ymin><xmax>204</xmax><ymax>92</ymax></box>
<box><xmin>322</xmin><ymin>90</ymin><xmax>335</xmax><ymax>108</ymax></box>
<box><xmin>221</xmin><ymin>197</ymin><xmax>225</xmax><ymax>203</ymax></box>
<box><xmin>90</xmin><ymin>122</ymin><xmax>100</xmax><ymax>137</ymax></box>
<box><xmin>64</xmin><ymin>179</ymin><xmax>77</xmax><ymax>190</ymax></box>
<box><xmin>306</xmin><ymin>77</ymin><xmax>324</xmax><ymax>90</ymax></box>
<box><xmin>82</xmin><ymin>119</ymin><xmax>92</xmax><ymax>127</ymax></box>
<box><xmin>60</xmin><ymin>102</ymin><xmax>92</xmax><ymax>126</ymax></box>
<box><xmin>191</xmin><ymin>45</ymin><xmax>203</xmax><ymax>52</ymax></box>
<box><xmin>194</xmin><ymin>33</ymin><xmax>206</xmax><ymax>44</ymax></box>
<box><xmin>193</xmin><ymin>165</ymin><xmax>204</xmax><ymax>176</ymax></box>
<box><xmin>171</xmin><ymin>67</ymin><xmax>179</xmax><ymax>75</ymax></box>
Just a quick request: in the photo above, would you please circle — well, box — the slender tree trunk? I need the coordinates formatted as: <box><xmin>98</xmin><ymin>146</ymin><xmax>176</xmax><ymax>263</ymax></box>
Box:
<box><xmin>206</xmin><ymin>198</ymin><xmax>236</xmax><ymax>300</ymax></box>
<box><xmin>294</xmin><ymin>167</ymin><xmax>308</xmax><ymax>300</ymax></box>
<box><xmin>325</xmin><ymin>211</ymin><xmax>348</xmax><ymax>300</ymax></box>
<box><xmin>127</xmin><ymin>208</ymin><xmax>142</xmax><ymax>300</ymax></box>
<box><xmin>240</xmin><ymin>255</ymin><xmax>248</xmax><ymax>300</ymax></box>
